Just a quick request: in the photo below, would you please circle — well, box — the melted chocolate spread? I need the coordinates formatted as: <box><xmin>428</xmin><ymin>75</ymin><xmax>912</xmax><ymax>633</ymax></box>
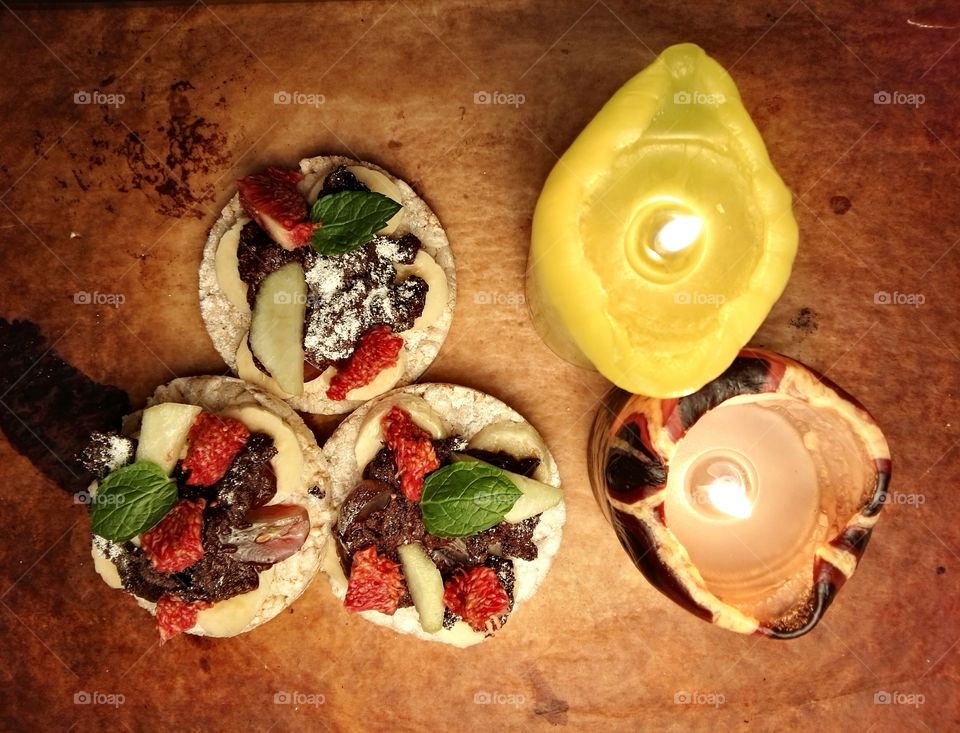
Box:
<box><xmin>106</xmin><ymin>432</ymin><xmax>280</xmax><ymax>604</ymax></box>
<box><xmin>337</xmin><ymin>438</ymin><xmax>543</xmax><ymax>614</ymax></box>
<box><xmin>234</xmin><ymin>166</ymin><xmax>428</xmax><ymax>371</ymax></box>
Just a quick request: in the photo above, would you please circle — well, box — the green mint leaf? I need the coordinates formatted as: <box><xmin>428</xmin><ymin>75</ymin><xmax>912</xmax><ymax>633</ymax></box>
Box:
<box><xmin>309</xmin><ymin>190</ymin><xmax>402</xmax><ymax>255</ymax></box>
<box><xmin>90</xmin><ymin>461</ymin><xmax>178</xmax><ymax>542</ymax></box>
<box><xmin>420</xmin><ymin>458</ymin><xmax>522</xmax><ymax>538</ymax></box>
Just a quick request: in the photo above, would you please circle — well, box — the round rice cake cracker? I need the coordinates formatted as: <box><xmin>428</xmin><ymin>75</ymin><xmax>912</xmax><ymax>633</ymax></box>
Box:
<box><xmin>321</xmin><ymin>383</ymin><xmax>565</xmax><ymax>647</ymax></box>
<box><xmin>199</xmin><ymin>155</ymin><xmax>456</xmax><ymax>415</ymax></box>
<box><xmin>91</xmin><ymin>376</ymin><xmax>333</xmax><ymax>637</ymax></box>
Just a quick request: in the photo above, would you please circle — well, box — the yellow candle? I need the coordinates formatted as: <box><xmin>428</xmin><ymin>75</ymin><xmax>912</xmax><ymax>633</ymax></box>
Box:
<box><xmin>528</xmin><ymin>43</ymin><xmax>798</xmax><ymax>397</ymax></box>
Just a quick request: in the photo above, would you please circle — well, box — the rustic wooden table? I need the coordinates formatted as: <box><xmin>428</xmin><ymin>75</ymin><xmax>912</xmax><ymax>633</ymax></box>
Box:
<box><xmin>0</xmin><ymin>2</ymin><xmax>957</xmax><ymax>731</ymax></box>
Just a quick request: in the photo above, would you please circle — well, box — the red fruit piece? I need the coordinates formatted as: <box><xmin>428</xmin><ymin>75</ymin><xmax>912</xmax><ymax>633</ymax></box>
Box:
<box><xmin>344</xmin><ymin>546</ymin><xmax>405</xmax><ymax>615</ymax></box>
<box><xmin>237</xmin><ymin>166</ymin><xmax>315</xmax><ymax>250</ymax></box>
<box><xmin>155</xmin><ymin>595</ymin><xmax>213</xmax><ymax>643</ymax></box>
<box><xmin>181</xmin><ymin>412</ymin><xmax>250</xmax><ymax>486</ymax></box>
<box><xmin>443</xmin><ymin>566</ymin><xmax>510</xmax><ymax>631</ymax></box>
<box><xmin>141</xmin><ymin>498</ymin><xmax>206</xmax><ymax>573</ymax></box>
<box><xmin>380</xmin><ymin>404</ymin><xmax>439</xmax><ymax>502</ymax></box>
<box><xmin>326</xmin><ymin>325</ymin><xmax>404</xmax><ymax>402</ymax></box>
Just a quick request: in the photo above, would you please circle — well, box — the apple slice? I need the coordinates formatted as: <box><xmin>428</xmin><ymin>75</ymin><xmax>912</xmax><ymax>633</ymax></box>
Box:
<box><xmin>501</xmin><ymin>469</ymin><xmax>563</xmax><ymax>523</ymax></box>
<box><xmin>136</xmin><ymin>403</ymin><xmax>202</xmax><ymax>474</ymax></box>
<box><xmin>453</xmin><ymin>454</ymin><xmax>562</xmax><ymax>523</ymax></box>
<box><xmin>397</xmin><ymin>542</ymin><xmax>444</xmax><ymax>633</ymax></box>
<box><xmin>467</xmin><ymin>421</ymin><xmax>552</xmax><ymax>483</ymax></box>
<box><xmin>346</xmin><ymin>166</ymin><xmax>404</xmax><ymax>235</ymax></box>
<box><xmin>248</xmin><ymin>262</ymin><xmax>306</xmax><ymax>396</ymax></box>
<box><xmin>236</xmin><ymin>331</ymin><xmax>290</xmax><ymax>398</ymax></box>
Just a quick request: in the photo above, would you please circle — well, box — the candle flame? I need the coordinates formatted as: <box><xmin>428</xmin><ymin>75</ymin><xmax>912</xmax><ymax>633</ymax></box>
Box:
<box><xmin>705</xmin><ymin>476</ymin><xmax>753</xmax><ymax>519</ymax></box>
<box><xmin>655</xmin><ymin>215</ymin><xmax>702</xmax><ymax>254</ymax></box>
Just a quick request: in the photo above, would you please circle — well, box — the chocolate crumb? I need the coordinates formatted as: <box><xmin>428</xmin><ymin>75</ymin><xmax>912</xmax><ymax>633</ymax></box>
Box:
<box><xmin>829</xmin><ymin>195</ymin><xmax>851</xmax><ymax>215</ymax></box>
<box><xmin>789</xmin><ymin>307</ymin><xmax>819</xmax><ymax>335</ymax></box>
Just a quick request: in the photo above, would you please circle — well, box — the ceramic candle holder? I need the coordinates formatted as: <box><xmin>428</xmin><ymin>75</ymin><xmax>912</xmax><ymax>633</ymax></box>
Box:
<box><xmin>588</xmin><ymin>348</ymin><xmax>891</xmax><ymax>638</ymax></box>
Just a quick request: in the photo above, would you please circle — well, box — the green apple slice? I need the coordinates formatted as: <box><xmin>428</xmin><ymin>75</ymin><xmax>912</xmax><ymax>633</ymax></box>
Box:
<box><xmin>501</xmin><ymin>469</ymin><xmax>563</xmax><ymax>523</ymax></box>
<box><xmin>397</xmin><ymin>542</ymin><xmax>444</xmax><ymax>633</ymax></box>
<box><xmin>452</xmin><ymin>453</ymin><xmax>562</xmax><ymax>524</ymax></box>
<box><xmin>135</xmin><ymin>402</ymin><xmax>202</xmax><ymax>474</ymax></box>
<box><xmin>248</xmin><ymin>262</ymin><xmax>306</xmax><ymax>396</ymax></box>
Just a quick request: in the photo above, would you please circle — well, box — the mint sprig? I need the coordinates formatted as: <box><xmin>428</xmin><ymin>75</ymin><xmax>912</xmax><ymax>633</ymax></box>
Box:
<box><xmin>420</xmin><ymin>458</ymin><xmax>522</xmax><ymax>538</ymax></box>
<box><xmin>310</xmin><ymin>190</ymin><xmax>402</xmax><ymax>255</ymax></box>
<box><xmin>90</xmin><ymin>461</ymin><xmax>178</xmax><ymax>542</ymax></box>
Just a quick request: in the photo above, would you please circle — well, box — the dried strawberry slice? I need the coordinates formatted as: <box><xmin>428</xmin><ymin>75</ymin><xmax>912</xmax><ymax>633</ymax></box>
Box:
<box><xmin>326</xmin><ymin>325</ymin><xmax>404</xmax><ymax>401</ymax></box>
<box><xmin>181</xmin><ymin>412</ymin><xmax>250</xmax><ymax>486</ymax></box>
<box><xmin>380</xmin><ymin>405</ymin><xmax>439</xmax><ymax>502</ymax></box>
<box><xmin>141</xmin><ymin>498</ymin><xmax>206</xmax><ymax>573</ymax></box>
<box><xmin>344</xmin><ymin>545</ymin><xmax>405</xmax><ymax>615</ymax></box>
<box><xmin>237</xmin><ymin>166</ymin><xmax>316</xmax><ymax>250</ymax></box>
<box><xmin>155</xmin><ymin>595</ymin><xmax>213</xmax><ymax>643</ymax></box>
<box><xmin>443</xmin><ymin>566</ymin><xmax>510</xmax><ymax>631</ymax></box>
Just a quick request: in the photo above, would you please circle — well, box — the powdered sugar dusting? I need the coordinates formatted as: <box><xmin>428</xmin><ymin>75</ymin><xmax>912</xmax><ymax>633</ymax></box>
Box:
<box><xmin>303</xmin><ymin>237</ymin><xmax>412</xmax><ymax>364</ymax></box>
<box><xmin>199</xmin><ymin>156</ymin><xmax>457</xmax><ymax>415</ymax></box>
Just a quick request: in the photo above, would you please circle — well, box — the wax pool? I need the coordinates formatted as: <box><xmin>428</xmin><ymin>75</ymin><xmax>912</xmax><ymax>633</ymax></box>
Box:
<box><xmin>663</xmin><ymin>396</ymin><xmax>823</xmax><ymax>616</ymax></box>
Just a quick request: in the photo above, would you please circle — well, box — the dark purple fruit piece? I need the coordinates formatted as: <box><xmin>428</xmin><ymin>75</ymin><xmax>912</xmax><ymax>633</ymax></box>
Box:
<box><xmin>223</xmin><ymin>504</ymin><xmax>309</xmax><ymax>565</ymax></box>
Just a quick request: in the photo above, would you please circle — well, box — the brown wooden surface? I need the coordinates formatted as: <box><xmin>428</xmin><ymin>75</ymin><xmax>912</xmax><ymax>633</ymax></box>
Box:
<box><xmin>0</xmin><ymin>2</ymin><xmax>958</xmax><ymax>731</ymax></box>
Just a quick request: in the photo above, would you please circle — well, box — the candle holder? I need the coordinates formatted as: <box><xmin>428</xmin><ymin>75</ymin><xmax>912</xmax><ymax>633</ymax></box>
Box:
<box><xmin>588</xmin><ymin>348</ymin><xmax>891</xmax><ymax>638</ymax></box>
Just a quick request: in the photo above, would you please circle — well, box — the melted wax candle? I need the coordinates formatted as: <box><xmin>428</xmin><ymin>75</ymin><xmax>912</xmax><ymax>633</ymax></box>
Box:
<box><xmin>528</xmin><ymin>43</ymin><xmax>798</xmax><ymax>398</ymax></box>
